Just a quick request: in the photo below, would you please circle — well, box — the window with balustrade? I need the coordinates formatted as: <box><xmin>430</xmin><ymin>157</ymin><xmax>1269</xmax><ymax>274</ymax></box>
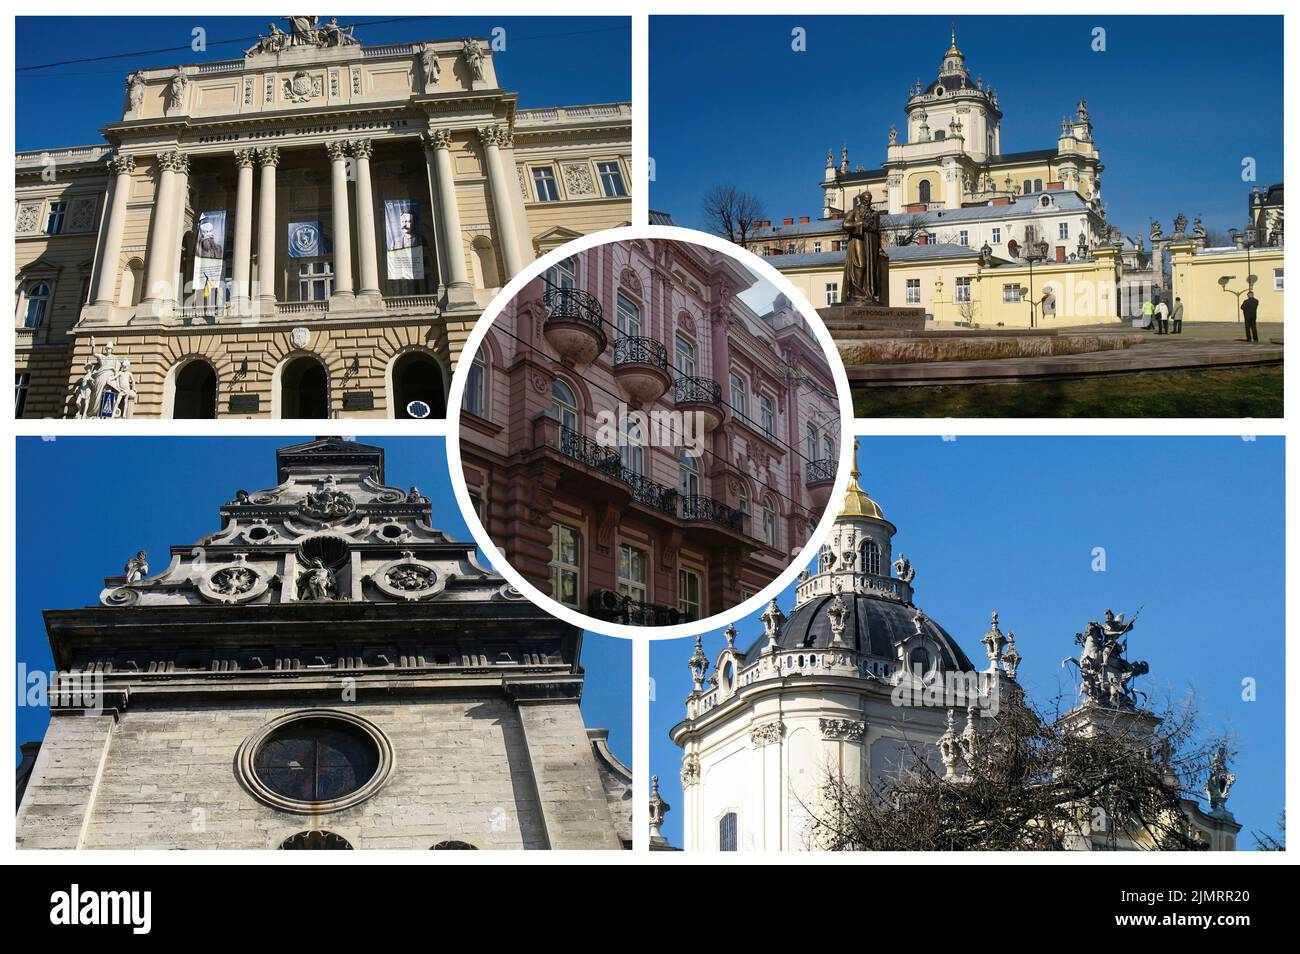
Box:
<box><xmin>616</xmin><ymin>292</ymin><xmax>641</xmax><ymax>337</ymax></box>
<box><xmin>297</xmin><ymin>260</ymin><xmax>333</xmax><ymax>301</ymax></box>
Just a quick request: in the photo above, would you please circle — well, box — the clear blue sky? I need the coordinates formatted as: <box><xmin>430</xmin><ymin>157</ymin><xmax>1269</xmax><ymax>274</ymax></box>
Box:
<box><xmin>650</xmin><ymin>436</ymin><xmax>1285</xmax><ymax>849</ymax></box>
<box><xmin>650</xmin><ymin>15</ymin><xmax>1283</xmax><ymax>243</ymax></box>
<box><xmin>15</xmin><ymin>437</ymin><xmax>630</xmax><ymax>771</ymax></box>
<box><xmin>16</xmin><ymin>16</ymin><xmax>630</xmax><ymax>151</ymax></box>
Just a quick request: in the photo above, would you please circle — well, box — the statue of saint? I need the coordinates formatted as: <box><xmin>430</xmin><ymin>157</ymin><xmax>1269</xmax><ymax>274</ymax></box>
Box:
<box><xmin>297</xmin><ymin>558</ymin><xmax>335</xmax><ymax>601</ymax></box>
<box><xmin>840</xmin><ymin>194</ymin><xmax>887</xmax><ymax>305</ymax></box>
<box><xmin>124</xmin><ymin>550</ymin><xmax>149</xmax><ymax>583</ymax></box>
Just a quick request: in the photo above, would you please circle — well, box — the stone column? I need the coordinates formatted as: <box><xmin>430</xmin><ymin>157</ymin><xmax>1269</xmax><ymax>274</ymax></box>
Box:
<box><xmin>92</xmin><ymin>154</ymin><xmax>135</xmax><ymax>306</ymax></box>
<box><xmin>139</xmin><ymin>150</ymin><xmax>184</xmax><ymax>316</ymax></box>
<box><xmin>255</xmin><ymin>146</ymin><xmax>280</xmax><ymax>311</ymax></box>
<box><xmin>169</xmin><ymin>153</ymin><xmax>191</xmax><ymax>308</ymax></box>
<box><xmin>478</xmin><ymin>124</ymin><xmax>526</xmax><ymax>279</ymax></box>
<box><xmin>423</xmin><ymin>129</ymin><xmax>474</xmax><ymax>307</ymax></box>
<box><xmin>326</xmin><ymin>139</ymin><xmax>355</xmax><ymax>301</ymax></box>
<box><xmin>350</xmin><ymin>139</ymin><xmax>382</xmax><ymax>302</ymax></box>
<box><xmin>230</xmin><ymin>148</ymin><xmax>256</xmax><ymax>313</ymax></box>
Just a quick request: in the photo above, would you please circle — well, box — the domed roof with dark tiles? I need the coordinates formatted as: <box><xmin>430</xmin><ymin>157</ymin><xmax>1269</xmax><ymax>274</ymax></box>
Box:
<box><xmin>742</xmin><ymin>593</ymin><xmax>976</xmax><ymax>673</ymax></box>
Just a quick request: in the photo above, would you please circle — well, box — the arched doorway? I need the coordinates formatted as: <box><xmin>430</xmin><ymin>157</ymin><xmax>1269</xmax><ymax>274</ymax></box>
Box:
<box><xmin>280</xmin><ymin>355</ymin><xmax>329</xmax><ymax>419</ymax></box>
<box><xmin>391</xmin><ymin>350</ymin><xmax>445</xmax><ymax>419</ymax></box>
<box><xmin>173</xmin><ymin>359</ymin><xmax>217</xmax><ymax>419</ymax></box>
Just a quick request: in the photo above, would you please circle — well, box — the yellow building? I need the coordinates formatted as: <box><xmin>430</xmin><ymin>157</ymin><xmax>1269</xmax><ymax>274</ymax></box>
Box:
<box><xmin>1170</xmin><ymin>241</ymin><xmax>1284</xmax><ymax>325</ymax></box>
<box><xmin>14</xmin><ymin>19</ymin><xmax>630</xmax><ymax>419</ymax></box>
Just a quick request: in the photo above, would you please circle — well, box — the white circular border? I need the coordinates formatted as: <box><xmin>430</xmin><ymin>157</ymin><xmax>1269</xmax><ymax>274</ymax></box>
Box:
<box><xmin>445</xmin><ymin>224</ymin><xmax>855</xmax><ymax>640</ymax></box>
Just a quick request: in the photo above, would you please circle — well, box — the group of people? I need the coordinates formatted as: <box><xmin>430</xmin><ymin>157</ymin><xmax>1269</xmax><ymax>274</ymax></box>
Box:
<box><xmin>1140</xmin><ymin>296</ymin><xmax>1185</xmax><ymax>335</ymax></box>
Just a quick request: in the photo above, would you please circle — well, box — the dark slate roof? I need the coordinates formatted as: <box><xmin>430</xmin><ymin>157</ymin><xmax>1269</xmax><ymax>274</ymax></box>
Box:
<box><xmin>988</xmin><ymin>148</ymin><xmax>1059</xmax><ymax>164</ymax></box>
<box><xmin>742</xmin><ymin>593</ymin><xmax>977</xmax><ymax>672</ymax></box>
<box><xmin>836</xmin><ymin>167</ymin><xmax>889</xmax><ymax>183</ymax></box>
<box><xmin>772</xmin><ymin>243</ymin><xmax>981</xmax><ymax>269</ymax></box>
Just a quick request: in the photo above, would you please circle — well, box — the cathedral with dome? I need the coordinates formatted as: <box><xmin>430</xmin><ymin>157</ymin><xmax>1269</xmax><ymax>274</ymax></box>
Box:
<box><xmin>16</xmin><ymin>438</ymin><xmax>631</xmax><ymax>850</ymax></box>
<box><xmin>668</xmin><ymin>450</ymin><xmax>1242</xmax><ymax>851</ymax></box>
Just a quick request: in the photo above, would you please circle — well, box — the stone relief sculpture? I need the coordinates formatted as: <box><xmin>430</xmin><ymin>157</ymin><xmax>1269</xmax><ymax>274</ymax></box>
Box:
<box><xmin>297</xmin><ymin>558</ymin><xmax>335</xmax><ymax>601</ymax></box>
<box><xmin>72</xmin><ymin>339</ymin><xmax>135</xmax><ymax>419</ymax></box>
<box><xmin>299</xmin><ymin>476</ymin><xmax>356</xmax><ymax>521</ymax></box>
<box><xmin>124</xmin><ymin>550</ymin><xmax>149</xmax><ymax>583</ymax></box>
<box><xmin>165</xmin><ymin>71</ymin><xmax>188</xmax><ymax>114</ymax></box>
<box><xmin>211</xmin><ymin>565</ymin><xmax>257</xmax><ymax>597</ymax></box>
<box><xmin>461</xmin><ymin>38</ymin><xmax>485</xmax><ymax>83</ymax></box>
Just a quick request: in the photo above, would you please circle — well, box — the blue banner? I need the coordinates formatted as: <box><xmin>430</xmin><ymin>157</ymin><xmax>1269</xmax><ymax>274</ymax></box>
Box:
<box><xmin>288</xmin><ymin>221</ymin><xmax>326</xmax><ymax>259</ymax></box>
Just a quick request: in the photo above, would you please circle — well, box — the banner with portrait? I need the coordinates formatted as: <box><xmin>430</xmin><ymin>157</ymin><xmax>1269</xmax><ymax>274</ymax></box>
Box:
<box><xmin>383</xmin><ymin>199</ymin><xmax>424</xmax><ymax>280</ymax></box>
<box><xmin>288</xmin><ymin>221</ymin><xmax>327</xmax><ymax>259</ymax></box>
<box><xmin>192</xmin><ymin>210</ymin><xmax>227</xmax><ymax>296</ymax></box>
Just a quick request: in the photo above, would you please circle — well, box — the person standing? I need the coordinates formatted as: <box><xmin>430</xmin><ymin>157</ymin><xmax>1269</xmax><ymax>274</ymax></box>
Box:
<box><xmin>1170</xmin><ymin>297</ymin><xmax>1184</xmax><ymax>335</ymax></box>
<box><xmin>1154</xmin><ymin>298</ymin><xmax>1170</xmax><ymax>335</ymax></box>
<box><xmin>1241</xmin><ymin>291</ymin><xmax>1260</xmax><ymax>342</ymax></box>
<box><xmin>1141</xmin><ymin>297</ymin><xmax>1155</xmax><ymax>330</ymax></box>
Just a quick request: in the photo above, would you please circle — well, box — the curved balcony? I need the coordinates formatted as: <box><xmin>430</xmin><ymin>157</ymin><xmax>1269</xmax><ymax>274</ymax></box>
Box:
<box><xmin>681</xmin><ymin>494</ymin><xmax>744</xmax><ymax>532</ymax></box>
<box><xmin>588</xmin><ymin>590</ymin><xmax>685</xmax><ymax>627</ymax></box>
<box><xmin>805</xmin><ymin>457</ymin><xmax>836</xmax><ymax>510</ymax></box>
<box><xmin>612</xmin><ymin>335</ymin><xmax>672</xmax><ymax>406</ymax></box>
<box><xmin>542</xmin><ymin>285</ymin><xmax>607</xmax><ymax>366</ymax></box>
<box><xmin>673</xmin><ymin>373</ymin><xmax>725</xmax><ymax>433</ymax></box>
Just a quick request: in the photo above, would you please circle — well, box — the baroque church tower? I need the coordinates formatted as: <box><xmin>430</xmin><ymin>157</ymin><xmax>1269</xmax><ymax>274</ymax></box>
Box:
<box><xmin>17</xmin><ymin>439</ymin><xmax>630</xmax><ymax>850</ymax></box>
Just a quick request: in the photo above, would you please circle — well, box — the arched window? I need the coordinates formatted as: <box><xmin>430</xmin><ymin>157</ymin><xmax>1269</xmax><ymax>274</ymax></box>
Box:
<box><xmin>620</xmin><ymin>418</ymin><xmax>644</xmax><ymax>476</ymax></box>
<box><xmin>917</xmin><ymin>180</ymin><xmax>931</xmax><ymax>205</ymax></box>
<box><xmin>805</xmin><ymin>423</ymin><xmax>818</xmax><ymax>460</ymax></box>
<box><xmin>738</xmin><ymin>484</ymin><xmax>749</xmax><ymax>516</ymax></box>
<box><xmin>728</xmin><ymin>371</ymin><xmax>747</xmax><ymax>419</ymax></box>
<box><xmin>1033</xmin><ymin>178</ymin><xmax>1044</xmax><ymax>193</ymax></box>
<box><xmin>23</xmin><ymin>282</ymin><xmax>50</xmax><ymax>329</ymax></box>
<box><xmin>120</xmin><ymin>260</ymin><xmax>144</xmax><ymax>307</ymax></box>
<box><xmin>616</xmin><ymin>292</ymin><xmax>641</xmax><ymax>337</ymax></box>
<box><xmin>253</xmin><ymin>717</ymin><xmax>381</xmax><ymax>804</ymax></box>
<box><xmin>550</xmin><ymin>378</ymin><xmax>578</xmax><ymax>433</ymax></box>
<box><xmin>545</xmin><ymin>256</ymin><xmax>576</xmax><ymax>291</ymax></box>
<box><xmin>860</xmin><ymin>539</ymin><xmax>881</xmax><ymax>575</ymax></box>
<box><xmin>392</xmin><ymin>350</ymin><xmax>445</xmax><ymax>420</ymax></box>
<box><xmin>173</xmin><ymin>359</ymin><xmax>217</xmax><ymax>419</ymax></box>
<box><xmin>762</xmin><ymin>496</ymin><xmax>778</xmax><ymax>548</ymax></box>
<box><xmin>464</xmin><ymin>351</ymin><xmax>486</xmax><ymax>417</ymax></box>
<box><xmin>1023</xmin><ymin>179</ymin><xmax>1032</xmax><ymax>195</ymax></box>
<box><xmin>719</xmin><ymin>812</ymin><xmax>738</xmax><ymax>851</ymax></box>
<box><xmin>431</xmin><ymin>840</ymin><xmax>478</xmax><ymax>850</ymax></box>
<box><xmin>679</xmin><ymin>448</ymin><xmax>700</xmax><ymax>501</ymax></box>
<box><xmin>281</xmin><ymin>831</ymin><xmax>352</xmax><ymax>850</ymax></box>
<box><xmin>279</xmin><ymin>355</ymin><xmax>329</xmax><ymax>419</ymax></box>
<box><xmin>818</xmin><ymin>544</ymin><xmax>834</xmax><ymax>573</ymax></box>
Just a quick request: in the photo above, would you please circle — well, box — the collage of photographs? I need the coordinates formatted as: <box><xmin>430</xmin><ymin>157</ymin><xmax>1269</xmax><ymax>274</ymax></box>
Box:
<box><xmin>2</xmin><ymin>3</ymin><xmax>1293</xmax><ymax>911</ymax></box>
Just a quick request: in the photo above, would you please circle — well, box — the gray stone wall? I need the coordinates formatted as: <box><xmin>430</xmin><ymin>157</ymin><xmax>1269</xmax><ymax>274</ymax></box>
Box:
<box><xmin>19</xmin><ymin>694</ymin><xmax>625</xmax><ymax>850</ymax></box>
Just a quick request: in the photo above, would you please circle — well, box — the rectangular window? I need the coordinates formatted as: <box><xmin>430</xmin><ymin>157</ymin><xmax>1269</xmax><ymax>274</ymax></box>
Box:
<box><xmin>678</xmin><ymin>567</ymin><xmax>702</xmax><ymax>621</ymax></box>
<box><xmin>719</xmin><ymin>812</ymin><xmax>738</xmax><ymax>851</ymax></box>
<box><xmin>616</xmin><ymin>292</ymin><xmax>641</xmax><ymax>337</ymax></box>
<box><xmin>1058</xmin><ymin>222</ymin><xmax>1070</xmax><ymax>240</ymax></box>
<box><xmin>531</xmin><ymin>166</ymin><xmax>560</xmax><ymax>202</ymax></box>
<box><xmin>297</xmin><ymin>260</ymin><xmax>333</xmax><ymax>301</ymax></box>
<box><xmin>15</xmin><ymin>373</ymin><xmax>30</xmax><ymax>418</ymax></box>
<box><xmin>905</xmin><ymin>278</ymin><xmax>921</xmax><ymax>304</ymax></box>
<box><xmin>1003</xmin><ymin>284</ymin><xmax>1023</xmax><ymax>303</ymax></box>
<box><xmin>464</xmin><ymin>355</ymin><xmax>486</xmax><ymax>416</ymax></box>
<box><xmin>825</xmin><ymin>282</ymin><xmax>839</xmax><ymax>306</ymax></box>
<box><xmin>550</xmin><ymin>524</ymin><xmax>581</xmax><ymax>609</ymax></box>
<box><xmin>45</xmin><ymin>201</ymin><xmax>67</xmax><ymax>235</ymax></box>
<box><xmin>786</xmin><ymin>242</ymin><xmax>796</xmax><ymax>254</ymax></box>
<box><xmin>813</xmin><ymin>241</ymin><xmax>822</xmax><ymax>253</ymax></box>
<box><xmin>617</xmin><ymin>544</ymin><xmax>648</xmax><ymax>603</ymax></box>
<box><xmin>596</xmin><ymin>160</ymin><xmax>626</xmax><ymax>197</ymax></box>
<box><xmin>992</xmin><ymin>227</ymin><xmax>1002</xmax><ymax>244</ymax></box>
<box><xmin>759</xmin><ymin>395</ymin><xmax>774</xmax><ymax>436</ymax></box>
<box><xmin>956</xmin><ymin>277</ymin><xmax>972</xmax><ymax>303</ymax></box>
<box><xmin>1275</xmin><ymin>268</ymin><xmax>1284</xmax><ymax>291</ymax></box>
<box><xmin>728</xmin><ymin>371</ymin><xmax>747</xmax><ymax>419</ymax></box>
<box><xmin>958</xmin><ymin>229</ymin><xmax>969</xmax><ymax>246</ymax></box>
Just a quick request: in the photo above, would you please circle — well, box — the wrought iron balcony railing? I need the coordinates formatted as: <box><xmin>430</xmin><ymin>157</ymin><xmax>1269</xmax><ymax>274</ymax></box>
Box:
<box><xmin>588</xmin><ymin>590</ymin><xmax>689</xmax><ymax>627</ymax></box>
<box><xmin>625</xmin><ymin>471</ymin><xmax>678</xmax><ymax>516</ymax></box>
<box><xmin>805</xmin><ymin>458</ymin><xmax>836</xmax><ymax>484</ymax></box>
<box><xmin>680</xmin><ymin>494</ymin><xmax>744</xmax><ymax>531</ymax></box>
<box><xmin>673</xmin><ymin>373</ymin><xmax>723</xmax><ymax>407</ymax></box>
<box><xmin>614</xmin><ymin>335</ymin><xmax>669</xmax><ymax>370</ymax></box>
<box><xmin>557</xmin><ymin>426</ymin><xmax>621</xmax><ymax>476</ymax></box>
<box><xmin>543</xmin><ymin>284</ymin><xmax>604</xmax><ymax>329</ymax></box>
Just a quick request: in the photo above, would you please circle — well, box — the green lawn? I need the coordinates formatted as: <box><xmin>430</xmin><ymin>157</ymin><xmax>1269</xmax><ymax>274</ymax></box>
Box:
<box><xmin>854</xmin><ymin>365</ymin><xmax>1283</xmax><ymax>418</ymax></box>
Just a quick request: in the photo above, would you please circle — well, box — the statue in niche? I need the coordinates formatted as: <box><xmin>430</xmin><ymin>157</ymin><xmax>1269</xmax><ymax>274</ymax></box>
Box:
<box><xmin>297</xmin><ymin>558</ymin><xmax>335</xmax><ymax>601</ymax></box>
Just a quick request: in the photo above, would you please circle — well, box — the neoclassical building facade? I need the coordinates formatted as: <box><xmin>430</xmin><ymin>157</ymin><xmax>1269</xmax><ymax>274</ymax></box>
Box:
<box><xmin>16</xmin><ymin>438</ymin><xmax>632</xmax><ymax>849</ymax></box>
<box><xmin>459</xmin><ymin>239</ymin><xmax>841</xmax><ymax>626</ymax></box>
<box><xmin>669</xmin><ymin>464</ymin><xmax>1242</xmax><ymax>851</ymax></box>
<box><xmin>14</xmin><ymin>18</ymin><xmax>631</xmax><ymax>419</ymax></box>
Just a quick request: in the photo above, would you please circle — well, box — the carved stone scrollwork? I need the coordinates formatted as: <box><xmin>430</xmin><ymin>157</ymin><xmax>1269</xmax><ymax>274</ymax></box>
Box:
<box><xmin>680</xmin><ymin>755</ymin><xmax>700</xmax><ymax>788</ymax></box>
<box><xmin>819</xmin><ymin>718</ymin><xmax>866</xmax><ymax>742</ymax></box>
<box><xmin>749</xmin><ymin>721</ymin><xmax>784</xmax><ymax>747</ymax></box>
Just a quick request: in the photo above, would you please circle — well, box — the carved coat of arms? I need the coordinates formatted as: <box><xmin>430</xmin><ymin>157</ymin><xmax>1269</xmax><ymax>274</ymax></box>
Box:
<box><xmin>299</xmin><ymin>489</ymin><xmax>355</xmax><ymax>521</ymax></box>
<box><xmin>283</xmin><ymin>71</ymin><xmax>319</xmax><ymax>103</ymax></box>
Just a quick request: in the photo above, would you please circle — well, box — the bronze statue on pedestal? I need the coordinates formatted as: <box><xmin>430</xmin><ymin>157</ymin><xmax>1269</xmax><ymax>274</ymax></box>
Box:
<box><xmin>840</xmin><ymin>193</ymin><xmax>889</xmax><ymax>306</ymax></box>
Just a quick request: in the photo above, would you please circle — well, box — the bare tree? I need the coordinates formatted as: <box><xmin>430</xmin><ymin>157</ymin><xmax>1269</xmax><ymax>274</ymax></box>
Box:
<box><xmin>810</xmin><ymin>690</ymin><xmax>1226</xmax><ymax>851</ymax></box>
<box><xmin>1254</xmin><ymin>811</ymin><xmax>1285</xmax><ymax>850</ymax></box>
<box><xmin>701</xmin><ymin>185</ymin><xmax>766</xmax><ymax>247</ymax></box>
<box><xmin>1203</xmin><ymin>227</ymin><xmax>1234</xmax><ymax>249</ymax></box>
<box><xmin>887</xmin><ymin>213</ymin><xmax>930</xmax><ymax>247</ymax></box>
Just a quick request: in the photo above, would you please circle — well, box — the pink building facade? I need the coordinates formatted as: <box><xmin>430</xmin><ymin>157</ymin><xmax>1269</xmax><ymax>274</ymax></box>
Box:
<box><xmin>460</xmin><ymin>239</ymin><xmax>840</xmax><ymax>625</ymax></box>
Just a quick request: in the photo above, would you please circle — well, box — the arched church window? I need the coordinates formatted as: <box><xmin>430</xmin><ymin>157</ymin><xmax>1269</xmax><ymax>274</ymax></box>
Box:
<box><xmin>719</xmin><ymin>812</ymin><xmax>738</xmax><ymax>851</ymax></box>
<box><xmin>860</xmin><ymin>539</ymin><xmax>881</xmax><ymax>575</ymax></box>
<box><xmin>917</xmin><ymin>180</ymin><xmax>932</xmax><ymax>205</ymax></box>
<box><xmin>254</xmin><ymin>717</ymin><xmax>380</xmax><ymax>804</ymax></box>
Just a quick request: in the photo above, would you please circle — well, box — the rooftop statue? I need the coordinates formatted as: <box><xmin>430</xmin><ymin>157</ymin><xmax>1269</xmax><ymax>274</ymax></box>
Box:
<box><xmin>1063</xmin><ymin>608</ymin><xmax>1148</xmax><ymax>709</ymax></box>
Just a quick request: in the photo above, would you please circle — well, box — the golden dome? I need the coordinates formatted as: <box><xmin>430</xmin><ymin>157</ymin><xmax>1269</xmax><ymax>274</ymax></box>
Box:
<box><xmin>839</xmin><ymin>452</ymin><xmax>885</xmax><ymax>520</ymax></box>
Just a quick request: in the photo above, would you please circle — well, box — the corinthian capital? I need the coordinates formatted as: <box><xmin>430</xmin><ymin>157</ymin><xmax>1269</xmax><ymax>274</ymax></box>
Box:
<box><xmin>234</xmin><ymin>148</ymin><xmax>257</xmax><ymax>169</ymax></box>
<box><xmin>424</xmin><ymin>127</ymin><xmax>453</xmax><ymax>151</ymax></box>
<box><xmin>257</xmin><ymin>146</ymin><xmax>281</xmax><ymax>167</ymax></box>
<box><xmin>477</xmin><ymin>123</ymin><xmax>511</xmax><ymax>148</ymax></box>
<box><xmin>325</xmin><ymin>140</ymin><xmax>350</xmax><ymax>162</ymax></box>
<box><xmin>158</xmin><ymin>150</ymin><xmax>187</xmax><ymax>174</ymax></box>
<box><xmin>350</xmin><ymin>138</ymin><xmax>373</xmax><ymax>160</ymax></box>
<box><xmin>108</xmin><ymin>154</ymin><xmax>136</xmax><ymax>176</ymax></box>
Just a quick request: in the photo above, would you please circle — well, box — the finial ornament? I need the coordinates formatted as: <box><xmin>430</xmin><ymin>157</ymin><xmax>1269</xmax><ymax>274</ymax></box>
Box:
<box><xmin>981</xmin><ymin>611</ymin><xmax>1007</xmax><ymax>670</ymax></box>
<box><xmin>687</xmin><ymin>634</ymin><xmax>708</xmax><ymax>692</ymax></box>
<box><xmin>723</xmin><ymin>624</ymin><xmax>737</xmax><ymax>650</ymax></box>
<box><xmin>1205</xmin><ymin>746</ymin><xmax>1236</xmax><ymax>812</ymax></box>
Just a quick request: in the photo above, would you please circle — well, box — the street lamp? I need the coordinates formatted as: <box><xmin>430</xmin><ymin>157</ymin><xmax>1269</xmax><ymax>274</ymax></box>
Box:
<box><xmin>1228</xmin><ymin>225</ymin><xmax>1259</xmax><ymax>292</ymax></box>
<box><xmin>1023</xmin><ymin>237</ymin><xmax>1051</xmax><ymax>328</ymax></box>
